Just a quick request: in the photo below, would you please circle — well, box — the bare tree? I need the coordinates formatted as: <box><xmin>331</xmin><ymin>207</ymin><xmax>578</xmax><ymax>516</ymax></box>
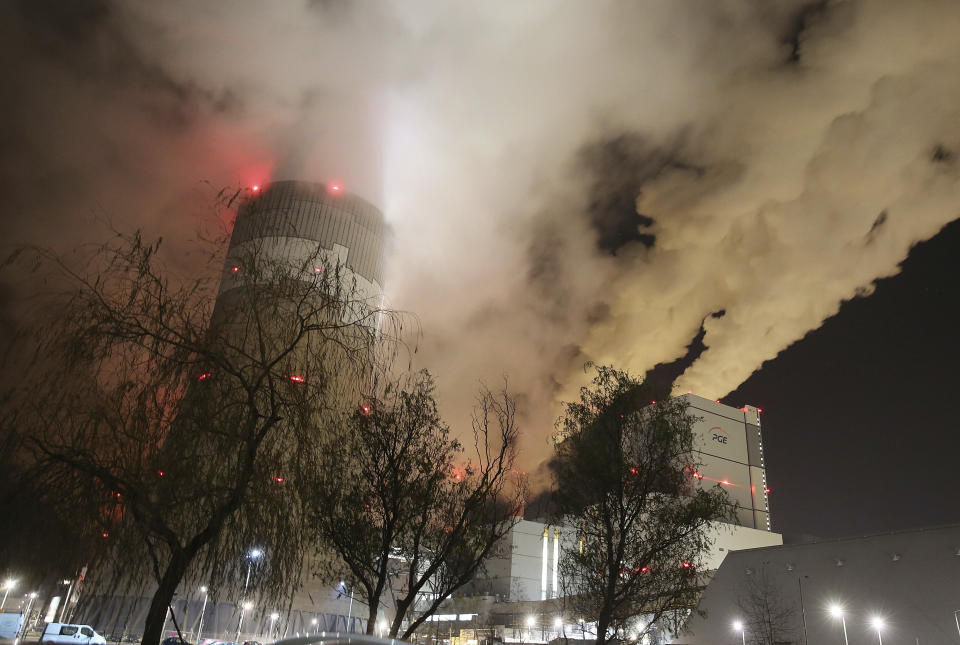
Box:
<box><xmin>736</xmin><ymin>566</ymin><xmax>796</xmax><ymax>645</ymax></box>
<box><xmin>0</xmin><ymin>229</ymin><xmax>406</xmax><ymax>645</ymax></box>
<box><xmin>308</xmin><ymin>371</ymin><xmax>524</xmax><ymax>639</ymax></box>
<box><xmin>551</xmin><ymin>366</ymin><xmax>733</xmax><ymax>645</ymax></box>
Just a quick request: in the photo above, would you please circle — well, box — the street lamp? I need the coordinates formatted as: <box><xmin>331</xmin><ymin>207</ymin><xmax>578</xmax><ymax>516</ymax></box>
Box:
<box><xmin>235</xmin><ymin>601</ymin><xmax>253</xmax><ymax>645</ymax></box>
<box><xmin>869</xmin><ymin>616</ymin><xmax>885</xmax><ymax>645</ymax></box>
<box><xmin>339</xmin><ymin>581</ymin><xmax>355</xmax><ymax>633</ymax></box>
<box><xmin>269</xmin><ymin>613</ymin><xmax>280</xmax><ymax>641</ymax></box>
<box><xmin>1</xmin><ymin>579</ymin><xmax>17</xmax><ymax>610</ymax></box>
<box><xmin>243</xmin><ymin>549</ymin><xmax>263</xmax><ymax>600</ymax></box>
<box><xmin>828</xmin><ymin>605</ymin><xmax>849</xmax><ymax>645</ymax></box>
<box><xmin>377</xmin><ymin>620</ymin><xmax>388</xmax><ymax>637</ymax></box>
<box><xmin>197</xmin><ymin>586</ymin><xmax>209</xmax><ymax>642</ymax></box>
<box><xmin>732</xmin><ymin>620</ymin><xmax>746</xmax><ymax>645</ymax></box>
<box><xmin>235</xmin><ymin>548</ymin><xmax>263</xmax><ymax>642</ymax></box>
<box><xmin>19</xmin><ymin>592</ymin><xmax>38</xmax><ymax>639</ymax></box>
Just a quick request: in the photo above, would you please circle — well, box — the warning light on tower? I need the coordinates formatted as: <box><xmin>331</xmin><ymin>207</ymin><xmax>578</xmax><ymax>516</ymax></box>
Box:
<box><xmin>328</xmin><ymin>182</ymin><xmax>343</xmax><ymax>195</ymax></box>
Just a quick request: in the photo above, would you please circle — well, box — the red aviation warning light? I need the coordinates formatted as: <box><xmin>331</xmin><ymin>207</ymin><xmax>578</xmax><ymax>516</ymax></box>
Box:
<box><xmin>251</xmin><ymin>184</ymin><xmax>260</xmax><ymax>193</ymax></box>
<box><xmin>361</xmin><ymin>404</ymin><xmax>371</xmax><ymax>415</ymax></box>
<box><xmin>328</xmin><ymin>181</ymin><xmax>343</xmax><ymax>195</ymax></box>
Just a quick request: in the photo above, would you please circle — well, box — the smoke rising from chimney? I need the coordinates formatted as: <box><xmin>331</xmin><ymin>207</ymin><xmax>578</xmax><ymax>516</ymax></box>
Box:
<box><xmin>3</xmin><ymin>0</ymin><xmax>960</xmax><ymax>463</ymax></box>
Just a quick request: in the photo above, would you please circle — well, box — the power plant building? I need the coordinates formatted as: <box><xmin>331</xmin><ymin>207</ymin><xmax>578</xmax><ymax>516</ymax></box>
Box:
<box><xmin>460</xmin><ymin>396</ymin><xmax>782</xmax><ymax>631</ymax></box>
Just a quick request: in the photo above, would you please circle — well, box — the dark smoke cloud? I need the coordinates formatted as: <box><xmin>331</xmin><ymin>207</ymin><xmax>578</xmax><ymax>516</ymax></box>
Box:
<box><xmin>3</xmin><ymin>0</ymin><xmax>960</xmax><ymax>466</ymax></box>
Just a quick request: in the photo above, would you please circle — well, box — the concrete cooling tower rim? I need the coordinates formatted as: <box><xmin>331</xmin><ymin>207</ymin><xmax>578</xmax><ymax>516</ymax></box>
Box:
<box><xmin>228</xmin><ymin>180</ymin><xmax>390</xmax><ymax>289</ymax></box>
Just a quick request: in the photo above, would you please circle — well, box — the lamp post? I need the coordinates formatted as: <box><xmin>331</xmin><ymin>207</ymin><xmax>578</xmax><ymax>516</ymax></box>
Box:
<box><xmin>870</xmin><ymin>616</ymin><xmax>885</xmax><ymax>645</ymax></box>
<box><xmin>525</xmin><ymin>615</ymin><xmax>535</xmax><ymax>643</ymax></box>
<box><xmin>235</xmin><ymin>601</ymin><xmax>253</xmax><ymax>645</ymax></box>
<box><xmin>56</xmin><ymin>579</ymin><xmax>73</xmax><ymax>623</ymax></box>
<box><xmin>1</xmin><ymin>579</ymin><xmax>17</xmax><ymax>610</ymax></box>
<box><xmin>269</xmin><ymin>613</ymin><xmax>279</xmax><ymax>641</ymax></box>
<box><xmin>828</xmin><ymin>605</ymin><xmax>849</xmax><ymax>645</ymax></box>
<box><xmin>732</xmin><ymin>621</ymin><xmax>746</xmax><ymax>645</ymax></box>
<box><xmin>19</xmin><ymin>592</ymin><xmax>38</xmax><ymax>639</ymax></box>
<box><xmin>235</xmin><ymin>548</ymin><xmax>262</xmax><ymax>643</ymax></box>
<box><xmin>340</xmin><ymin>581</ymin><xmax>355</xmax><ymax>633</ymax></box>
<box><xmin>196</xmin><ymin>586</ymin><xmax>209</xmax><ymax>642</ymax></box>
<box><xmin>242</xmin><ymin>549</ymin><xmax>263</xmax><ymax>601</ymax></box>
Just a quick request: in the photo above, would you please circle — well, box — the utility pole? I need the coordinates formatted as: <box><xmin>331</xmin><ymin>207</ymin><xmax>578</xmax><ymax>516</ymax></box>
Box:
<box><xmin>197</xmin><ymin>587</ymin><xmax>208</xmax><ymax>642</ymax></box>
<box><xmin>797</xmin><ymin>575</ymin><xmax>809</xmax><ymax>645</ymax></box>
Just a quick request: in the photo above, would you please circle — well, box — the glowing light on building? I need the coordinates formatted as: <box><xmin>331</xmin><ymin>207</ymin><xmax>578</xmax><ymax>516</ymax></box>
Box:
<box><xmin>541</xmin><ymin>527</ymin><xmax>549</xmax><ymax>601</ymax></box>
<box><xmin>553</xmin><ymin>528</ymin><xmax>560</xmax><ymax>598</ymax></box>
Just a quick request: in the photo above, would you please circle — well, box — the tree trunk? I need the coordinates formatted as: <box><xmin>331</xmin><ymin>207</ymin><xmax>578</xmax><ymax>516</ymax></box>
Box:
<box><xmin>365</xmin><ymin>596</ymin><xmax>379</xmax><ymax>635</ymax></box>
<box><xmin>595</xmin><ymin>610</ymin><xmax>611</xmax><ymax>645</ymax></box>
<box><xmin>141</xmin><ymin>551</ymin><xmax>190</xmax><ymax>645</ymax></box>
<box><xmin>390</xmin><ymin>595</ymin><xmax>413</xmax><ymax>637</ymax></box>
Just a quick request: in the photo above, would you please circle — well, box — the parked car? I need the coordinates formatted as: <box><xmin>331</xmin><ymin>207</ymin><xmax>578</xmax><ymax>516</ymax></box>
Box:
<box><xmin>161</xmin><ymin>637</ymin><xmax>195</xmax><ymax>645</ymax></box>
<box><xmin>275</xmin><ymin>635</ymin><xmax>404</xmax><ymax>645</ymax></box>
<box><xmin>40</xmin><ymin>623</ymin><xmax>107</xmax><ymax>645</ymax></box>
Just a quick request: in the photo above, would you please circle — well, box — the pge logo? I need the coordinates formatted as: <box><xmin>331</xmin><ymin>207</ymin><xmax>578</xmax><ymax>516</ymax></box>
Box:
<box><xmin>710</xmin><ymin>426</ymin><xmax>728</xmax><ymax>445</ymax></box>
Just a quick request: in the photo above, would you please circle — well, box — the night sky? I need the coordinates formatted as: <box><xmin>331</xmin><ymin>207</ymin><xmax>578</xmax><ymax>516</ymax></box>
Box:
<box><xmin>728</xmin><ymin>217</ymin><xmax>960</xmax><ymax>539</ymax></box>
<box><xmin>3</xmin><ymin>1</ymin><xmax>960</xmax><ymax>548</ymax></box>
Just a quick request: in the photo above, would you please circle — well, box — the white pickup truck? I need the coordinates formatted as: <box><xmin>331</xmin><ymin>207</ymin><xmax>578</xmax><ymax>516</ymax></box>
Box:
<box><xmin>40</xmin><ymin>622</ymin><xmax>107</xmax><ymax>644</ymax></box>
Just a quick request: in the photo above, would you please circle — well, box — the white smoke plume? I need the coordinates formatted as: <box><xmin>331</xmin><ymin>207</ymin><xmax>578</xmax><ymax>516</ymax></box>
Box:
<box><xmin>2</xmin><ymin>0</ymin><xmax>959</xmax><ymax>464</ymax></box>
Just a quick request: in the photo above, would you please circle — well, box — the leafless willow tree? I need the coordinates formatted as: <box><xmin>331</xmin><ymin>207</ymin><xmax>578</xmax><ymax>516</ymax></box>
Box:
<box><xmin>0</xmin><ymin>229</ymin><xmax>409</xmax><ymax>645</ymax></box>
<box><xmin>551</xmin><ymin>366</ymin><xmax>734</xmax><ymax>645</ymax></box>
<box><xmin>308</xmin><ymin>370</ymin><xmax>525</xmax><ymax>639</ymax></box>
<box><xmin>736</xmin><ymin>566</ymin><xmax>796</xmax><ymax>645</ymax></box>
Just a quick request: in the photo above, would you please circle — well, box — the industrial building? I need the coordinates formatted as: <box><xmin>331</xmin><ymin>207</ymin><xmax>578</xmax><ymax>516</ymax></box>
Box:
<box><xmin>446</xmin><ymin>396</ymin><xmax>782</xmax><ymax>643</ymax></box>
<box><xmin>675</xmin><ymin>523</ymin><xmax>960</xmax><ymax>645</ymax></box>
<box><xmin>74</xmin><ymin>183</ymin><xmax>784</xmax><ymax>642</ymax></box>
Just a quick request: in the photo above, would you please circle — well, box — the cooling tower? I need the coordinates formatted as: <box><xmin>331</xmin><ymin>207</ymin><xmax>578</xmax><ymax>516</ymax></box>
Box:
<box><xmin>220</xmin><ymin>180</ymin><xmax>389</xmax><ymax>307</ymax></box>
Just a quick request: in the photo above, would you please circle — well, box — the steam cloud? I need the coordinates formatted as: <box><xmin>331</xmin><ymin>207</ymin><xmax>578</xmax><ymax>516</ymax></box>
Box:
<box><xmin>3</xmin><ymin>0</ymin><xmax>960</xmax><ymax>464</ymax></box>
